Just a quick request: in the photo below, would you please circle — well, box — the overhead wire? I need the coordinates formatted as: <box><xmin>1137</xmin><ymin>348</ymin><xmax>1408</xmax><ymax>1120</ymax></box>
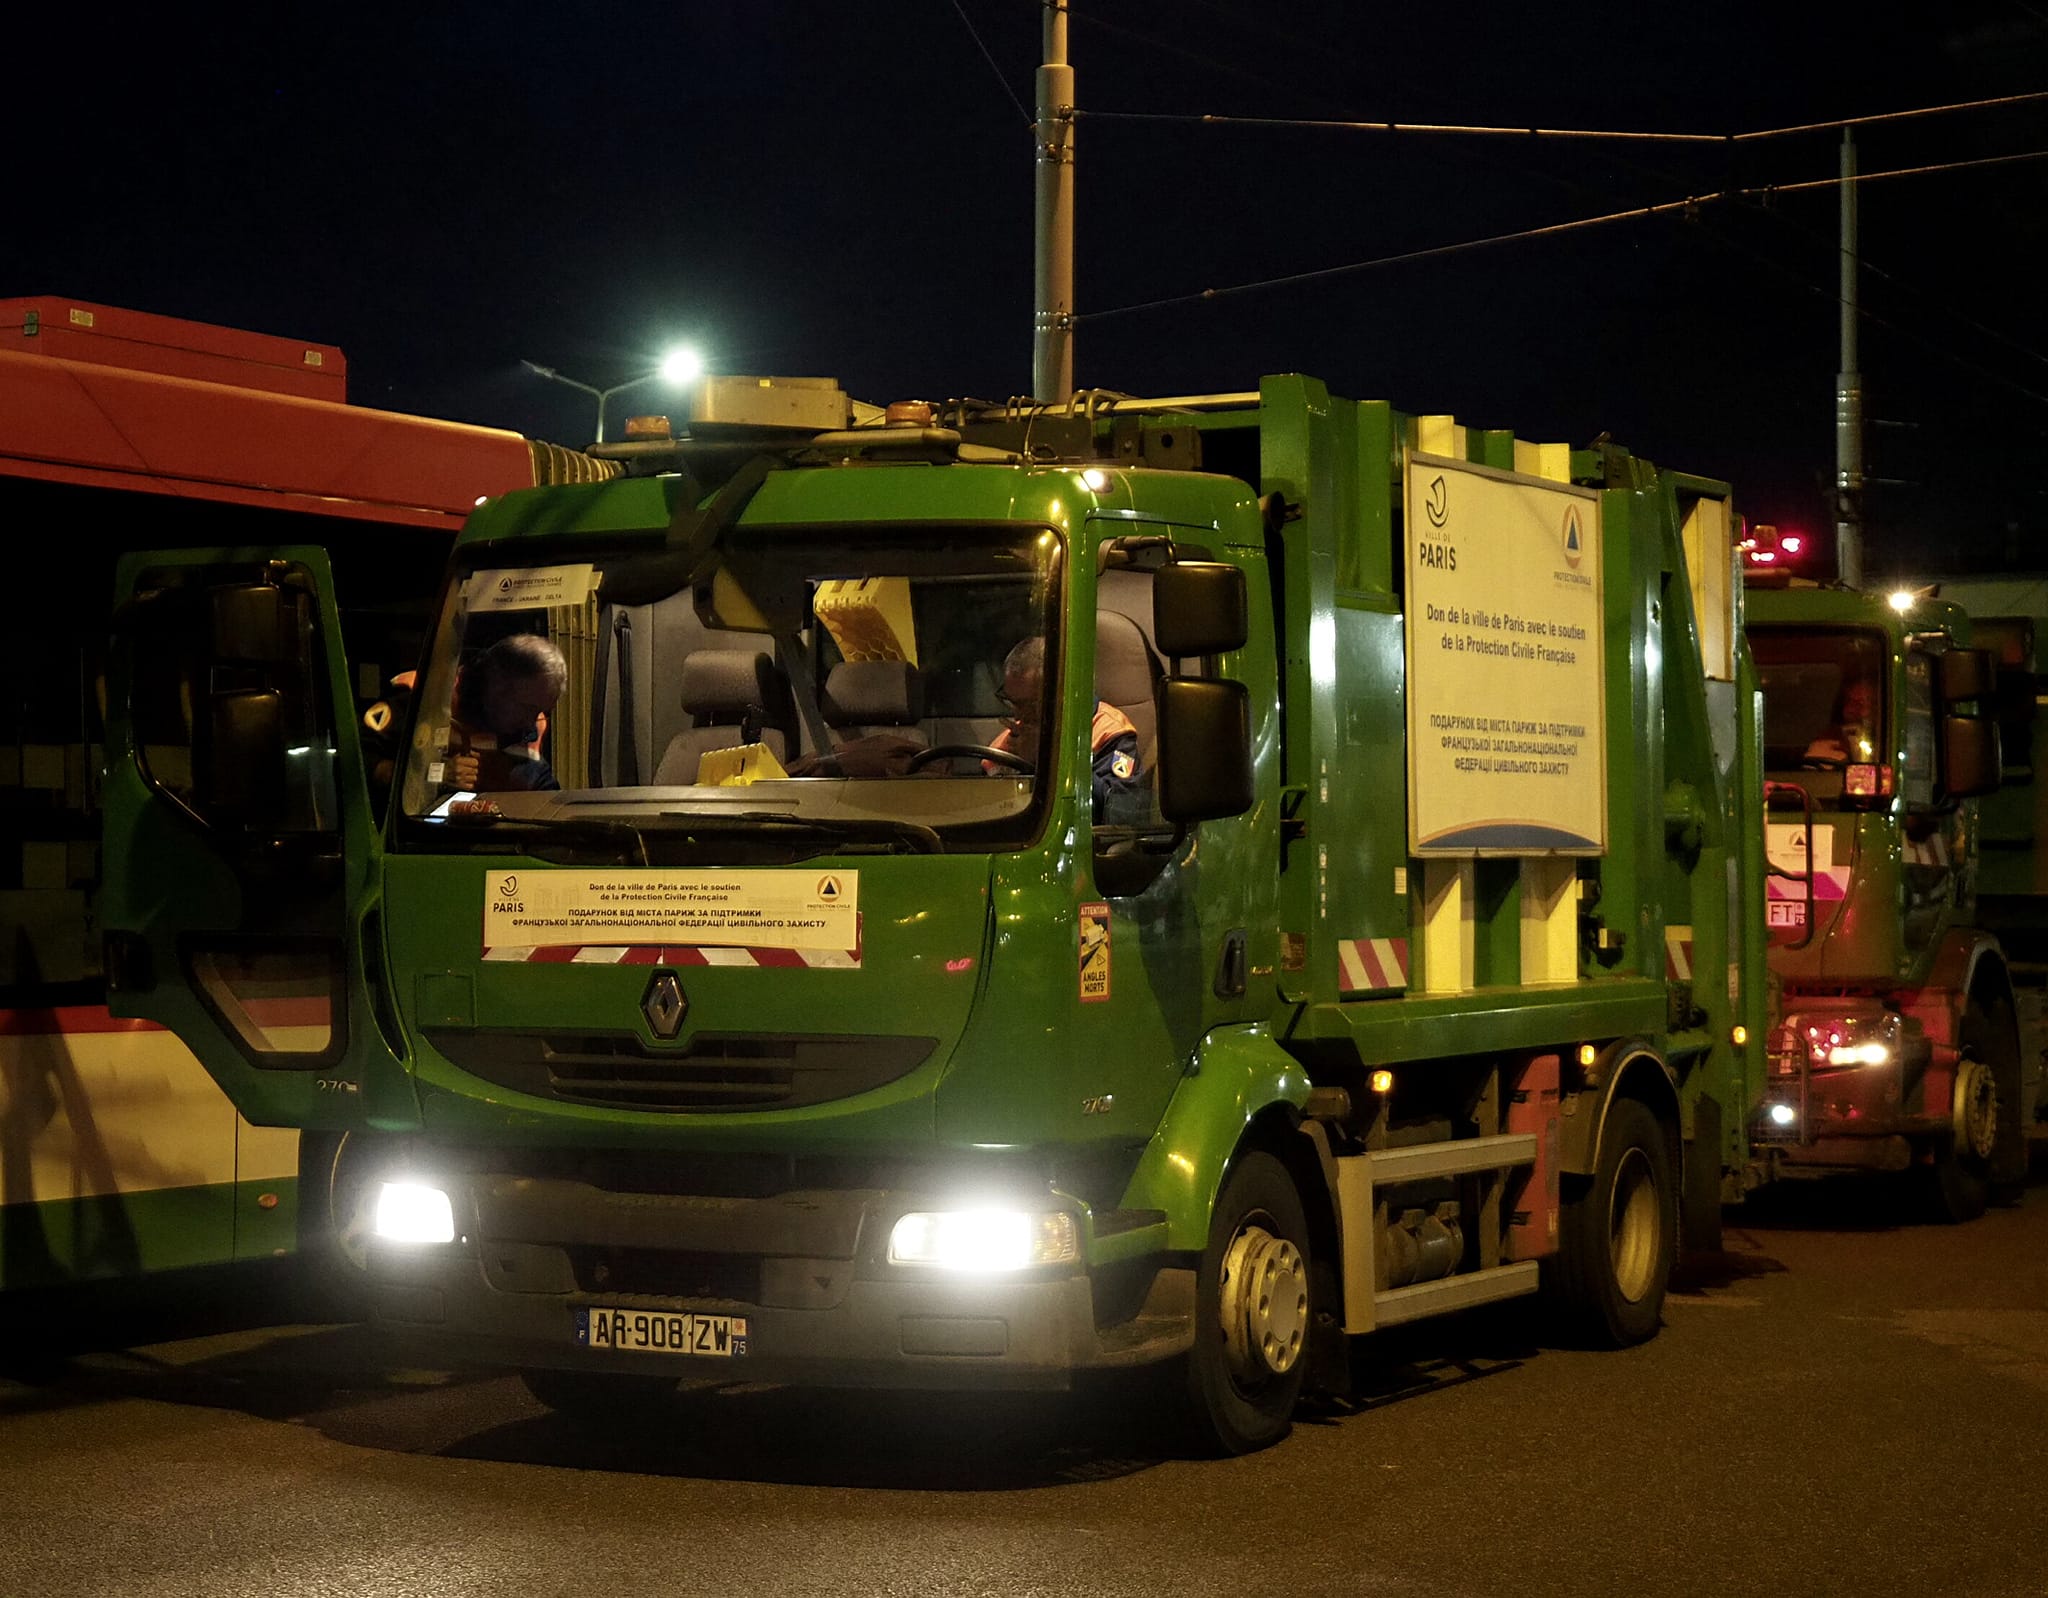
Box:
<box><xmin>1010</xmin><ymin>2</ymin><xmax>2048</xmax><ymax>413</ymax></box>
<box><xmin>1060</xmin><ymin>1</ymin><xmax>1648</xmax><ymax>214</ymax></box>
<box><xmin>1080</xmin><ymin>149</ymin><xmax>2048</xmax><ymax>316</ymax></box>
<box><xmin>948</xmin><ymin>0</ymin><xmax>1035</xmax><ymax>129</ymax></box>
<box><xmin>1077</xmin><ymin>88</ymin><xmax>2048</xmax><ymax>144</ymax></box>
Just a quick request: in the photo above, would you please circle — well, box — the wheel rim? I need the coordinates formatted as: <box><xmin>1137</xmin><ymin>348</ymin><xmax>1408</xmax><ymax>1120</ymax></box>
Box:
<box><xmin>1607</xmin><ymin>1147</ymin><xmax>1660</xmax><ymax>1304</ymax></box>
<box><xmin>1219</xmin><ymin>1217</ymin><xmax>1308</xmax><ymax>1385</ymax></box>
<box><xmin>1953</xmin><ymin>1058</ymin><xmax>1999</xmax><ymax>1161</ymax></box>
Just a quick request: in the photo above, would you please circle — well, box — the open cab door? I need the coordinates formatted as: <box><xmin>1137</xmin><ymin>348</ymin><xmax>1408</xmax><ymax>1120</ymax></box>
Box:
<box><xmin>100</xmin><ymin>548</ymin><xmax>416</xmax><ymax>1133</ymax></box>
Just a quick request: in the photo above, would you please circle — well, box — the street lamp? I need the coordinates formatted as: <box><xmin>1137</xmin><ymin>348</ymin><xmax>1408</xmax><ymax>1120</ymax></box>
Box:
<box><xmin>522</xmin><ymin>346</ymin><xmax>704</xmax><ymax>443</ymax></box>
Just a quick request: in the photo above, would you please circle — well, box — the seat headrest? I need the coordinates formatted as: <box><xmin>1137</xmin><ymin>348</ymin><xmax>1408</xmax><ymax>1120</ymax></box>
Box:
<box><xmin>1094</xmin><ymin>610</ymin><xmax>1159</xmax><ymax>706</ymax></box>
<box><xmin>680</xmin><ymin>649</ymin><xmax>791</xmax><ymax>724</ymax></box>
<box><xmin>822</xmin><ymin>661</ymin><xmax>923</xmax><ymax>727</ymax></box>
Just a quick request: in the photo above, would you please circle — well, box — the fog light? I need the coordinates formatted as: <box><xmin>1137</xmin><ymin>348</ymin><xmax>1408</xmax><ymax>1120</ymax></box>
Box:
<box><xmin>1768</xmin><ymin>1103</ymin><xmax>1798</xmax><ymax>1128</ymax></box>
<box><xmin>373</xmin><ymin>1181</ymin><xmax>454</xmax><ymax>1244</ymax></box>
<box><xmin>888</xmin><ymin>1209</ymin><xmax>1079</xmax><ymax>1271</ymax></box>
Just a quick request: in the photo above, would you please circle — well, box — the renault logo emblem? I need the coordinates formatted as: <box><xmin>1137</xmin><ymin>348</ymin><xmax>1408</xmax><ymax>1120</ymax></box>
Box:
<box><xmin>641</xmin><ymin>970</ymin><xmax>687</xmax><ymax>1040</ymax></box>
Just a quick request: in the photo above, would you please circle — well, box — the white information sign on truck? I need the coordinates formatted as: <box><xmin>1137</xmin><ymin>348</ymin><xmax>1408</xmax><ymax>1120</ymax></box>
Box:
<box><xmin>481</xmin><ymin>869</ymin><xmax>860</xmax><ymax>950</ymax></box>
<box><xmin>1403</xmin><ymin>452</ymin><xmax>1608</xmax><ymax>856</ymax></box>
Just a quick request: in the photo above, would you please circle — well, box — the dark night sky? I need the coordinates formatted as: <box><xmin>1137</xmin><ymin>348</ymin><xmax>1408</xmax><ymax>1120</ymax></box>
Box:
<box><xmin>16</xmin><ymin>2</ymin><xmax>2048</xmax><ymax>577</ymax></box>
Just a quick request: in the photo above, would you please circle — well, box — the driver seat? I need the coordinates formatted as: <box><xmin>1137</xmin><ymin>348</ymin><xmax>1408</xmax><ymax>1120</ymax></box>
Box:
<box><xmin>1094</xmin><ymin>610</ymin><xmax>1163</xmax><ymax>770</ymax></box>
<box><xmin>821</xmin><ymin>661</ymin><xmax>927</xmax><ymax>749</ymax></box>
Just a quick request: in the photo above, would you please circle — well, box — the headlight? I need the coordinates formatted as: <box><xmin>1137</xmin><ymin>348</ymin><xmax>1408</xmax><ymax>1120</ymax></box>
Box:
<box><xmin>1767</xmin><ymin>1103</ymin><xmax>1798</xmax><ymax>1127</ymax></box>
<box><xmin>373</xmin><ymin>1181</ymin><xmax>455</xmax><ymax>1244</ymax></box>
<box><xmin>1799</xmin><ymin>1011</ymin><xmax>1904</xmax><ymax>1069</ymax></box>
<box><xmin>888</xmin><ymin>1209</ymin><xmax>1079</xmax><ymax>1271</ymax></box>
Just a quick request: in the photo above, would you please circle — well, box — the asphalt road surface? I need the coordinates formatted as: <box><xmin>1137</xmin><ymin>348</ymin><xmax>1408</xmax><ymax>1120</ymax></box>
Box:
<box><xmin>4</xmin><ymin>1171</ymin><xmax>2046</xmax><ymax>1598</ymax></box>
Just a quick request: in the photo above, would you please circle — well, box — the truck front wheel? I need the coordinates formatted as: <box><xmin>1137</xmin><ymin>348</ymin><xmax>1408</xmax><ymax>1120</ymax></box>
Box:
<box><xmin>296</xmin><ymin>1131</ymin><xmax>378</xmax><ymax>1321</ymax></box>
<box><xmin>1545</xmin><ymin>1097</ymin><xmax>1675</xmax><ymax>1347</ymax></box>
<box><xmin>1922</xmin><ymin>996</ymin><xmax>2023</xmax><ymax>1223</ymax></box>
<box><xmin>1184</xmin><ymin>1149</ymin><xmax>1312</xmax><ymax>1455</ymax></box>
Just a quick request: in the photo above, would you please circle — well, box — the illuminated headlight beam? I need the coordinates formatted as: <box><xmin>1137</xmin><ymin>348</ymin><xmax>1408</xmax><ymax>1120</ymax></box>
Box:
<box><xmin>888</xmin><ymin>1209</ymin><xmax>1079</xmax><ymax>1272</ymax></box>
<box><xmin>373</xmin><ymin>1181</ymin><xmax>455</xmax><ymax>1245</ymax></box>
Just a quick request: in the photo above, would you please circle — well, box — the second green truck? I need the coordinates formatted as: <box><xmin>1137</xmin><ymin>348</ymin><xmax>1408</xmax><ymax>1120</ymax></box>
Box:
<box><xmin>1745</xmin><ymin>576</ymin><xmax>2027</xmax><ymax>1221</ymax></box>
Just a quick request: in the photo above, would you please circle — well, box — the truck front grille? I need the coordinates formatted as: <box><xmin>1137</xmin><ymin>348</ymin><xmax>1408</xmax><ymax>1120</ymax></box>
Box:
<box><xmin>423</xmin><ymin>1029</ymin><xmax>936</xmax><ymax>1112</ymax></box>
<box><xmin>569</xmin><ymin>1246</ymin><xmax>760</xmax><ymax>1300</ymax></box>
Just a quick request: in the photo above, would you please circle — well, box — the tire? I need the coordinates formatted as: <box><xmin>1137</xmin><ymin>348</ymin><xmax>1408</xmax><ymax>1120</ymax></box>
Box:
<box><xmin>296</xmin><ymin>1131</ymin><xmax>377</xmax><ymax>1321</ymax></box>
<box><xmin>1978</xmin><ymin>994</ymin><xmax>2028</xmax><ymax>1209</ymax></box>
<box><xmin>1921</xmin><ymin>1135</ymin><xmax>1989</xmax><ymax>1225</ymax></box>
<box><xmin>520</xmin><ymin>1368</ymin><xmax>677</xmax><ymax>1417</ymax></box>
<box><xmin>1183</xmin><ymin>1149</ymin><xmax>1313</xmax><ymax>1456</ymax></box>
<box><xmin>1544</xmin><ymin>1096</ymin><xmax>1675</xmax><ymax>1347</ymax></box>
<box><xmin>1921</xmin><ymin>996</ymin><xmax>2021</xmax><ymax>1222</ymax></box>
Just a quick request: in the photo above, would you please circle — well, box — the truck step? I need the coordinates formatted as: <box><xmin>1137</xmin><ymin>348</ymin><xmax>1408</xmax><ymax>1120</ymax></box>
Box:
<box><xmin>1363</xmin><ymin>1132</ymin><xmax>1537</xmax><ymax>1185</ymax></box>
<box><xmin>1338</xmin><ymin>1138</ymin><xmax>1542</xmax><ymax>1335</ymax></box>
<box><xmin>1372</xmin><ymin>1261</ymin><xmax>1541</xmax><ymax>1327</ymax></box>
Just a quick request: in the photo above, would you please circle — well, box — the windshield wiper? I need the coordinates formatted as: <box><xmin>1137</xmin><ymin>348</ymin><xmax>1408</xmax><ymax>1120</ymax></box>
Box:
<box><xmin>437</xmin><ymin>806</ymin><xmax>652</xmax><ymax>864</ymax></box>
<box><xmin>427</xmin><ymin>803</ymin><xmax>938</xmax><ymax>860</ymax></box>
<box><xmin>659</xmin><ymin>810</ymin><xmax>942</xmax><ymax>855</ymax></box>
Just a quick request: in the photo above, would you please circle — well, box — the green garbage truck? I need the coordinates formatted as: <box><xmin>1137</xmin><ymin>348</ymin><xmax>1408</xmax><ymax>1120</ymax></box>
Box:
<box><xmin>1743</xmin><ymin>569</ymin><xmax>2025</xmax><ymax>1220</ymax></box>
<box><xmin>99</xmin><ymin>372</ymin><xmax>1765</xmax><ymax>1452</ymax></box>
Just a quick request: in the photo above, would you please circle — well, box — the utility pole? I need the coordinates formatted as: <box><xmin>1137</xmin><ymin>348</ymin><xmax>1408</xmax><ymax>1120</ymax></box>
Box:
<box><xmin>1835</xmin><ymin>128</ymin><xmax>1865</xmax><ymax>590</ymax></box>
<box><xmin>1033</xmin><ymin>0</ymin><xmax>1075</xmax><ymax>405</ymax></box>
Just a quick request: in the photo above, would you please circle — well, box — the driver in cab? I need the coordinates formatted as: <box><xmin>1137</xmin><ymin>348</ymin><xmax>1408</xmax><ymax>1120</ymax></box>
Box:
<box><xmin>447</xmin><ymin>633</ymin><xmax>568</xmax><ymax>792</ymax></box>
<box><xmin>1804</xmin><ymin>675</ymin><xmax>1878</xmax><ymax>768</ymax></box>
<box><xmin>986</xmin><ymin>636</ymin><xmax>1145</xmax><ymax>817</ymax></box>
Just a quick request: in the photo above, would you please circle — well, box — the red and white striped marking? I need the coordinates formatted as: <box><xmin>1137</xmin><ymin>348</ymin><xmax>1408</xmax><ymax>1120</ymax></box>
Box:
<box><xmin>1903</xmin><ymin>833</ymin><xmax>1951</xmax><ymax>869</ymax></box>
<box><xmin>1337</xmin><ymin>936</ymin><xmax>1408</xmax><ymax>993</ymax></box>
<box><xmin>1665</xmin><ymin>926</ymin><xmax>1694</xmax><ymax>983</ymax></box>
<box><xmin>482</xmin><ymin>943</ymin><xmax>862</xmax><ymax>968</ymax></box>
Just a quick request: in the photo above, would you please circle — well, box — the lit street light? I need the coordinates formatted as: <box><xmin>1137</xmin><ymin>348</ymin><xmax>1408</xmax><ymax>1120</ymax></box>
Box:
<box><xmin>522</xmin><ymin>346</ymin><xmax>704</xmax><ymax>443</ymax></box>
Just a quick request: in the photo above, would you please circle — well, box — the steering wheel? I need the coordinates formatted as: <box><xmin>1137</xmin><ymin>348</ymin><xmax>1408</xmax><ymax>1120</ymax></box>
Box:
<box><xmin>907</xmin><ymin>743</ymin><xmax>1035</xmax><ymax>775</ymax></box>
<box><xmin>1799</xmin><ymin>755</ymin><xmax>1847</xmax><ymax>771</ymax></box>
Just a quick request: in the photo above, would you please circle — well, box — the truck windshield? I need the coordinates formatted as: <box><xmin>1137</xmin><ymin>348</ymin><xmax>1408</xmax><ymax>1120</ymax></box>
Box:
<box><xmin>1751</xmin><ymin>626</ymin><xmax>1888</xmax><ymax>783</ymax></box>
<box><xmin>394</xmin><ymin>525</ymin><xmax>1063</xmax><ymax>859</ymax></box>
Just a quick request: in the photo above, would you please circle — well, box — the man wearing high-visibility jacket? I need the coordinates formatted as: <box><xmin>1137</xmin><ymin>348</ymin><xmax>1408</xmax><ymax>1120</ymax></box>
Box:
<box><xmin>986</xmin><ymin>636</ymin><xmax>1145</xmax><ymax>817</ymax></box>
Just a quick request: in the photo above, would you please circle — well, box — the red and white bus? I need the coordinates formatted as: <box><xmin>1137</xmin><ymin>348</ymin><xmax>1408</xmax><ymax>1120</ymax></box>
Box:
<box><xmin>0</xmin><ymin>296</ymin><xmax>604</xmax><ymax>1292</ymax></box>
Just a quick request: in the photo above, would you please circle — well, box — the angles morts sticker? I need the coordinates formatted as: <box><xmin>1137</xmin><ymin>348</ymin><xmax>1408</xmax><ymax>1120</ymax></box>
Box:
<box><xmin>1079</xmin><ymin>902</ymin><xmax>1111</xmax><ymax>1003</ymax></box>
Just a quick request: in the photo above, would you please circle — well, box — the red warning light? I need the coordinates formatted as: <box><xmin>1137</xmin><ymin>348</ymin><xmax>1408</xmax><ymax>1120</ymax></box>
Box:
<box><xmin>1743</xmin><ymin>523</ymin><xmax>1784</xmax><ymax>567</ymax></box>
<box><xmin>1741</xmin><ymin>523</ymin><xmax>1817</xmax><ymax>579</ymax></box>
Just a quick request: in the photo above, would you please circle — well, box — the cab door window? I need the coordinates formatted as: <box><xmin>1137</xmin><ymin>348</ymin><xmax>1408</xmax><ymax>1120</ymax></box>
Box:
<box><xmin>1903</xmin><ymin>649</ymin><xmax>1936</xmax><ymax>808</ymax></box>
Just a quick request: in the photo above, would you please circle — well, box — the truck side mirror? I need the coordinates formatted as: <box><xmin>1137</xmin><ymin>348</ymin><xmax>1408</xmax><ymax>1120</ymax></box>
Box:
<box><xmin>1943</xmin><ymin>716</ymin><xmax>2001</xmax><ymax>799</ymax></box>
<box><xmin>1157</xmin><ymin>677</ymin><xmax>1253</xmax><ymax>822</ymax></box>
<box><xmin>1154</xmin><ymin>563</ymin><xmax>1248</xmax><ymax>658</ymax></box>
<box><xmin>201</xmin><ymin>690</ymin><xmax>289</xmax><ymax>823</ymax></box>
<box><xmin>126</xmin><ymin>578</ymin><xmax>321</xmax><ymax>834</ymax></box>
<box><xmin>212</xmin><ymin>583</ymin><xmax>316</xmax><ymax>667</ymax></box>
<box><xmin>1939</xmin><ymin>647</ymin><xmax>1996</xmax><ymax>704</ymax></box>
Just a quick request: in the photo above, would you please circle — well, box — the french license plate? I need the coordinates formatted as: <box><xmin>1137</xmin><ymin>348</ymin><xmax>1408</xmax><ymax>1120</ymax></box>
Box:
<box><xmin>577</xmin><ymin>1306</ymin><xmax>749</xmax><ymax>1358</ymax></box>
<box><xmin>1767</xmin><ymin>902</ymin><xmax>1807</xmax><ymax>928</ymax></box>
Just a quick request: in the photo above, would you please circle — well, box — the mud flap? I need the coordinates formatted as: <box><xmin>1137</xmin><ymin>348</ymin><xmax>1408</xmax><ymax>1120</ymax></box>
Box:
<box><xmin>1681</xmin><ymin>1092</ymin><xmax>1725</xmax><ymax>1254</ymax></box>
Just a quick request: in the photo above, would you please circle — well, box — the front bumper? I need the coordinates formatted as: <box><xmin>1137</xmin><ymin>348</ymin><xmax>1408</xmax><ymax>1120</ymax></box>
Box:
<box><xmin>363</xmin><ymin>1170</ymin><xmax>1191</xmax><ymax>1391</ymax></box>
<box><xmin>1755</xmin><ymin>1008</ymin><xmax>1948</xmax><ymax>1169</ymax></box>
